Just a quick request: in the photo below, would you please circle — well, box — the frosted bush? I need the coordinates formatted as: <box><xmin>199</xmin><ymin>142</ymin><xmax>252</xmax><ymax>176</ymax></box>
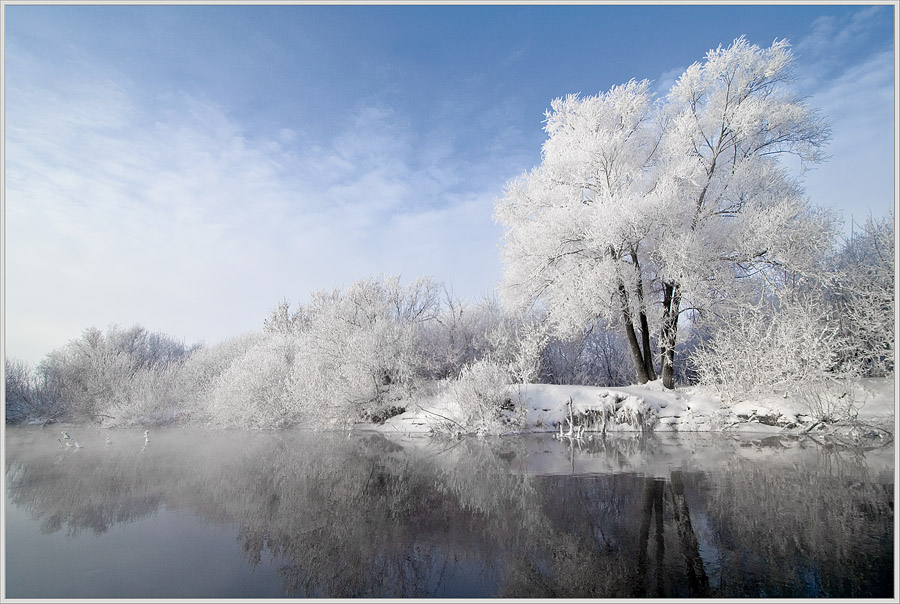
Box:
<box><xmin>691</xmin><ymin>291</ymin><xmax>844</xmax><ymax>401</ymax></box>
<box><xmin>30</xmin><ymin>324</ymin><xmax>194</xmax><ymax>422</ymax></box>
<box><xmin>284</xmin><ymin>332</ymin><xmax>381</xmax><ymax>428</ymax></box>
<box><xmin>177</xmin><ymin>332</ymin><xmax>265</xmax><ymax>405</ymax></box>
<box><xmin>4</xmin><ymin>358</ymin><xmax>66</xmax><ymax>424</ymax></box>
<box><xmin>833</xmin><ymin>212</ymin><xmax>894</xmax><ymax>377</ymax></box>
<box><xmin>442</xmin><ymin>359</ymin><xmax>520</xmax><ymax>435</ymax></box>
<box><xmin>494</xmin><ymin>318</ymin><xmax>548</xmax><ymax>385</ymax></box>
<box><xmin>106</xmin><ymin>364</ymin><xmax>185</xmax><ymax>426</ymax></box>
<box><xmin>206</xmin><ymin>335</ymin><xmax>299</xmax><ymax>429</ymax></box>
<box><xmin>419</xmin><ymin>294</ymin><xmax>549</xmax><ymax>385</ymax></box>
<box><xmin>794</xmin><ymin>381</ymin><xmax>863</xmax><ymax>425</ymax></box>
<box><xmin>422</xmin><ymin>295</ymin><xmax>492</xmax><ymax>378</ymax></box>
<box><xmin>255</xmin><ymin>275</ymin><xmax>443</xmax><ymax>427</ymax></box>
<box><xmin>540</xmin><ymin>323</ymin><xmax>636</xmax><ymax>386</ymax></box>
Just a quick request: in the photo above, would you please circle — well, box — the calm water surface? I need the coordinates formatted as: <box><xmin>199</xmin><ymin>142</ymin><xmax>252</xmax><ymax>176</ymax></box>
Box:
<box><xmin>4</xmin><ymin>426</ymin><xmax>894</xmax><ymax>598</ymax></box>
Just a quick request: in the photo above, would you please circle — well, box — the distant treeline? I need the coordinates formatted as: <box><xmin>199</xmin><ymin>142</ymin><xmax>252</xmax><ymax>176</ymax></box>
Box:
<box><xmin>5</xmin><ymin>276</ymin><xmax>636</xmax><ymax>431</ymax></box>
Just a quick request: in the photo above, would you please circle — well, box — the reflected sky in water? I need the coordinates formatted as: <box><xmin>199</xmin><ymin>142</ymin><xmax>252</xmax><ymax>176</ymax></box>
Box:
<box><xmin>4</xmin><ymin>427</ymin><xmax>894</xmax><ymax>598</ymax></box>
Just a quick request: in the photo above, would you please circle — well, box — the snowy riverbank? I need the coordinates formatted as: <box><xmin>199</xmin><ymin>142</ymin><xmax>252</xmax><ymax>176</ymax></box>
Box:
<box><xmin>367</xmin><ymin>377</ymin><xmax>896</xmax><ymax>441</ymax></box>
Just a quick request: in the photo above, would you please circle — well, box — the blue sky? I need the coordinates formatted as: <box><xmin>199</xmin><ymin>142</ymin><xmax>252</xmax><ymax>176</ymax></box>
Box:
<box><xmin>4</xmin><ymin>3</ymin><xmax>896</xmax><ymax>363</ymax></box>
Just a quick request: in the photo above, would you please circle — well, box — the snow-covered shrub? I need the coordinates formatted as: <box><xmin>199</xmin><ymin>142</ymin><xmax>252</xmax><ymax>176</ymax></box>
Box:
<box><xmin>4</xmin><ymin>358</ymin><xmax>64</xmax><ymax>424</ymax></box>
<box><xmin>283</xmin><ymin>329</ymin><xmax>382</xmax><ymax>428</ymax></box>
<box><xmin>442</xmin><ymin>359</ymin><xmax>520</xmax><ymax>434</ymax></box>
<box><xmin>262</xmin><ymin>275</ymin><xmax>442</xmax><ymax>427</ymax></box>
<box><xmin>5</xmin><ymin>358</ymin><xmax>31</xmax><ymax>423</ymax></box>
<box><xmin>33</xmin><ymin>324</ymin><xmax>194</xmax><ymax>422</ymax></box>
<box><xmin>692</xmin><ymin>210</ymin><xmax>894</xmax><ymax>402</ymax></box>
<box><xmin>177</xmin><ymin>332</ymin><xmax>264</xmax><ymax>405</ymax></box>
<box><xmin>419</xmin><ymin>292</ymin><xmax>560</xmax><ymax>389</ymax></box>
<box><xmin>485</xmin><ymin>315</ymin><xmax>548</xmax><ymax>385</ymax></box>
<box><xmin>420</xmin><ymin>294</ymin><xmax>492</xmax><ymax>379</ymax></box>
<box><xmin>690</xmin><ymin>289</ymin><xmax>845</xmax><ymax>401</ymax></box>
<box><xmin>108</xmin><ymin>363</ymin><xmax>185</xmax><ymax>426</ymax></box>
<box><xmin>206</xmin><ymin>334</ymin><xmax>300</xmax><ymax>429</ymax></box>
<box><xmin>833</xmin><ymin>212</ymin><xmax>894</xmax><ymax>377</ymax></box>
<box><xmin>794</xmin><ymin>381</ymin><xmax>862</xmax><ymax>425</ymax></box>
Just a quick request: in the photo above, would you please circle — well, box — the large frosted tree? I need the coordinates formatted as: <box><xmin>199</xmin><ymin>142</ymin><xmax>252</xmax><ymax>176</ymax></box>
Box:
<box><xmin>495</xmin><ymin>37</ymin><xmax>832</xmax><ymax>388</ymax></box>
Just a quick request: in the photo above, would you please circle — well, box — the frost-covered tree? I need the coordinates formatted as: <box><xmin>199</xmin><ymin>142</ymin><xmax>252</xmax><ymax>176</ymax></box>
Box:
<box><xmin>205</xmin><ymin>333</ymin><xmax>300</xmax><ymax>428</ymax></box>
<box><xmin>415</xmin><ymin>291</ymin><xmax>505</xmax><ymax>379</ymax></box>
<box><xmin>652</xmin><ymin>37</ymin><xmax>832</xmax><ymax>388</ymax></box>
<box><xmin>419</xmin><ymin>291</ymin><xmax>550</xmax><ymax>385</ymax></box>
<box><xmin>495</xmin><ymin>79</ymin><xmax>662</xmax><ymax>383</ymax></box>
<box><xmin>177</xmin><ymin>332</ymin><xmax>265</xmax><ymax>405</ymax></box>
<box><xmin>495</xmin><ymin>37</ymin><xmax>831</xmax><ymax>388</ymax></box>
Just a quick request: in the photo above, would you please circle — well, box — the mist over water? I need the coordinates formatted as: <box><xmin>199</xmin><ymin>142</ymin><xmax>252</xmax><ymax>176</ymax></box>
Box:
<box><xmin>5</xmin><ymin>427</ymin><xmax>894</xmax><ymax>598</ymax></box>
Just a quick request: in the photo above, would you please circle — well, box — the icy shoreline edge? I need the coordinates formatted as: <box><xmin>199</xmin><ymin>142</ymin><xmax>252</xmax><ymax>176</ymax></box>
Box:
<box><xmin>367</xmin><ymin>378</ymin><xmax>896</xmax><ymax>442</ymax></box>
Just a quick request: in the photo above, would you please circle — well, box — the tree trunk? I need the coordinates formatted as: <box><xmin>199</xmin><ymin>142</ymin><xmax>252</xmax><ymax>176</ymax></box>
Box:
<box><xmin>660</xmin><ymin>281</ymin><xmax>681</xmax><ymax>389</ymax></box>
<box><xmin>617</xmin><ymin>280</ymin><xmax>650</xmax><ymax>384</ymax></box>
<box><xmin>638</xmin><ymin>309</ymin><xmax>657</xmax><ymax>382</ymax></box>
<box><xmin>630</xmin><ymin>249</ymin><xmax>658</xmax><ymax>381</ymax></box>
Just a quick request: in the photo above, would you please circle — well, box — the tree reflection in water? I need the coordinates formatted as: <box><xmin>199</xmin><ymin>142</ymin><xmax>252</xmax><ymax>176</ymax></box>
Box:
<box><xmin>4</xmin><ymin>428</ymin><xmax>894</xmax><ymax>598</ymax></box>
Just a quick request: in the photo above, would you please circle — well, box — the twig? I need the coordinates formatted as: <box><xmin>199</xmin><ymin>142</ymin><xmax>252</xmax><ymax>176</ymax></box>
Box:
<box><xmin>413</xmin><ymin>403</ymin><xmax>467</xmax><ymax>432</ymax></box>
<box><xmin>802</xmin><ymin>420</ymin><xmax>824</xmax><ymax>434</ymax></box>
<box><xmin>39</xmin><ymin>410</ymin><xmax>65</xmax><ymax>427</ymax></box>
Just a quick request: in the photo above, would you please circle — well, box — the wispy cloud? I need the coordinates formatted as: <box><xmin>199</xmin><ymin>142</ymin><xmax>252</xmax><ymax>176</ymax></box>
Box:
<box><xmin>788</xmin><ymin>7</ymin><xmax>895</xmax><ymax>225</ymax></box>
<box><xmin>5</xmin><ymin>57</ymin><xmax>503</xmax><ymax>362</ymax></box>
<box><xmin>798</xmin><ymin>47</ymin><xmax>894</xmax><ymax>225</ymax></box>
<box><xmin>653</xmin><ymin>65</ymin><xmax>686</xmax><ymax>98</ymax></box>
<box><xmin>792</xmin><ymin>5</ymin><xmax>893</xmax><ymax>91</ymax></box>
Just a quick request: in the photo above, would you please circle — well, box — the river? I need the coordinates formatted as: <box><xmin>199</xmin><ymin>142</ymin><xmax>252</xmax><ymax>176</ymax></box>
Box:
<box><xmin>4</xmin><ymin>426</ymin><xmax>894</xmax><ymax>598</ymax></box>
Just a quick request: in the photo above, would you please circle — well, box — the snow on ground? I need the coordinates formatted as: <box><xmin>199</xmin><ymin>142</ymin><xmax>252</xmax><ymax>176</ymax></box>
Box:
<box><xmin>371</xmin><ymin>377</ymin><xmax>895</xmax><ymax>439</ymax></box>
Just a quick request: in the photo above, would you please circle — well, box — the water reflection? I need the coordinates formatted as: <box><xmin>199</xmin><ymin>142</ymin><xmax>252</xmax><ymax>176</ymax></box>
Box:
<box><xmin>5</xmin><ymin>428</ymin><xmax>894</xmax><ymax>598</ymax></box>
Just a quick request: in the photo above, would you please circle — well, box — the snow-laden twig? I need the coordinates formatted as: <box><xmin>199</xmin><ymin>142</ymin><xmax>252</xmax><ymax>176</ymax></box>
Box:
<box><xmin>554</xmin><ymin>397</ymin><xmax>588</xmax><ymax>441</ymax></box>
<box><xmin>413</xmin><ymin>403</ymin><xmax>467</xmax><ymax>433</ymax></box>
